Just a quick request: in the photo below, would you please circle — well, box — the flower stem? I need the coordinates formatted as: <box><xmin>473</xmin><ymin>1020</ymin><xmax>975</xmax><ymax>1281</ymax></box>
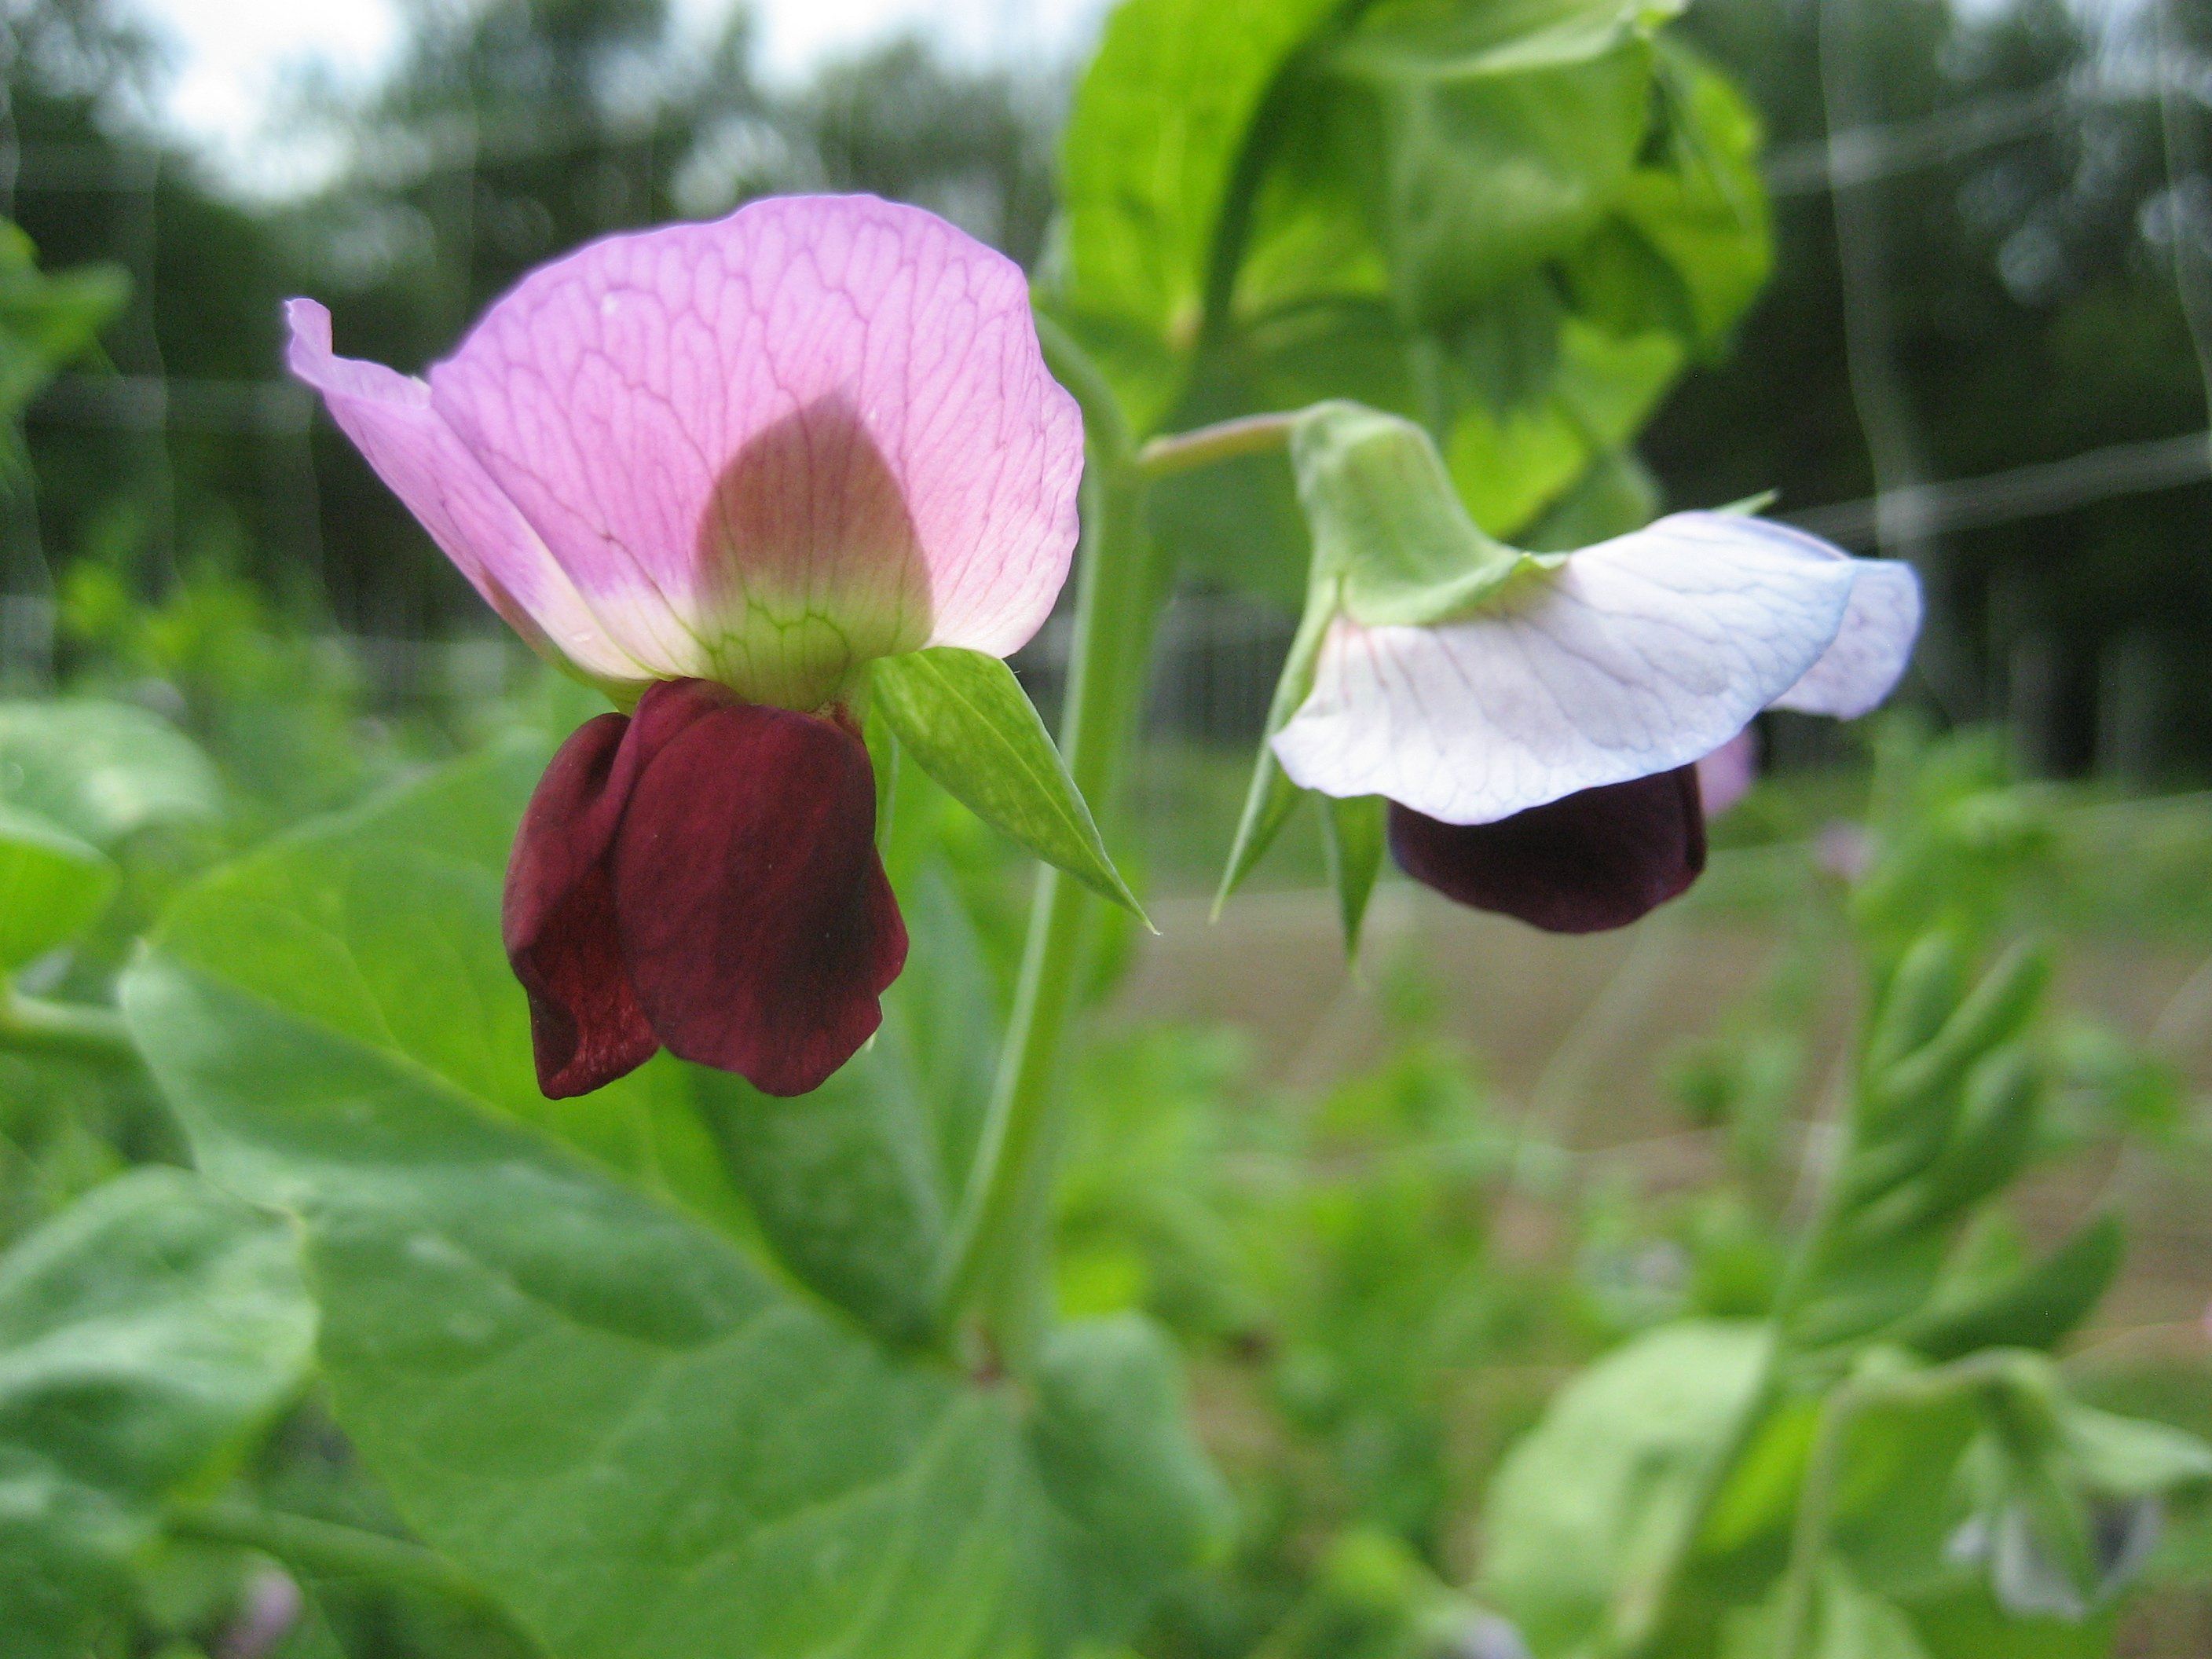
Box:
<box><xmin>173</xmin><ymin>1500</ymin><xmax>501</xmax><ymax>1611</ymax></box>
<box><xmin>1771</xmin><ymin>1351</ymin><xmax>2020</xmax><ymax>1657</ymax></box>
<box><xmin>0</xmin><ymin>987</ymin><xmax>137</xmax><ymax>1069</ymax></box>
<box><xmin>1137</xmin><ymin>412</ymin><xmax>1298</xmax><ymax>481</ymax></box>
<box><xmin>935</xmin><ymin>316</ymin><xmax>1163</xmax><ymax>1364</ymax></box>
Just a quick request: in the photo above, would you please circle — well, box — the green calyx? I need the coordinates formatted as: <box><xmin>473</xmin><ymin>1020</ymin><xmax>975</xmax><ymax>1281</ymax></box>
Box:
<box><xmin>1215</xmin><ymin>400</ymin><xmax>1569</xmax><ymax>934</ymax></box>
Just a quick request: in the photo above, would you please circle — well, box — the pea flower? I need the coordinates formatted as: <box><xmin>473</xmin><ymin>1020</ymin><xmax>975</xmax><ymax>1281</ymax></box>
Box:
<box><xmin>1252</xmin><ymin>404</ymin><xmax>1919</xmax><ymax>932</ymax></box>
<box><xmin>287</xmin><ymin>196</ymin><xmax>1082</xmax><ymax>1097</ymax></box>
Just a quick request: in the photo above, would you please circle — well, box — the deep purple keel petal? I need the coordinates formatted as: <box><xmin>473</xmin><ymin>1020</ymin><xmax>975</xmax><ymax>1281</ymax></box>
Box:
<box><xmin>504</xmin><ymin>712</ymin><xmax>661</xmax><ymax>1097</ymax></box>
<box><xmin>1389</xmin><ymin>767</ymin><xmax>1707</xmax><ymax>934</ymax></box>
<box><xmin>610</xmin><ymin>683</ymin><xmax>907</xmax><ymax>1097</ymax></box>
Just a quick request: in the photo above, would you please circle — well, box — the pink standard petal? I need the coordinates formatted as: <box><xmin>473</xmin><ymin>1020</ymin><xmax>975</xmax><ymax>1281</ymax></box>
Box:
<box><xmin>427</xmin><ymin>196</ymin><xmax>1083</xmax><ymax>709</ymax></box>
<box><xmin>284</xmin><ymin>300</ymin><xmax>644</xmax><ymax>688</ymax></box>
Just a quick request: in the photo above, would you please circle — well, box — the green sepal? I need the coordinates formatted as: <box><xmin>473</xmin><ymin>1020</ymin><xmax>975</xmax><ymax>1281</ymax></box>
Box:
<box><xmin>863</xmin><ymin>708</ymin><xmax>900</xmax><ymax>851</ymax></box>
<box><xmin>870</xmin><ymin>647</ymin><xmax>1149</xmax><ymax>925</ymax></box>
<box><xmin>1320</xmin><ymin>793</ymin><xmax>1386</xmax><ymax>960</ymax></box>
<box><xmin>1217</xmin><ymin>399</ymin><xmax>1573</xmax><ymax>916</ymax></box>
<box><xmin>1293</xmin><ymin>401</ymin><xmax>1566</xmax><ymax>628</ymax></box>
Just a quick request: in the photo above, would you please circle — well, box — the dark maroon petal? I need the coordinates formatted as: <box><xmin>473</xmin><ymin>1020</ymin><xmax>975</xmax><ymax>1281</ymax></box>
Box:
<box><xmin>504</xmin><ymin>712</ymin><xmax>661</xmax><ymax>1097</ymax></box>
<box><xmin>1388</xmin><ymin>766</ymin><xmax>1707</xmax><ymax>934</ymax></box>
<box><xmin>610</xmin><ymin>687</ymin><xmax>907</xmax><ymax>1097</ymax></box>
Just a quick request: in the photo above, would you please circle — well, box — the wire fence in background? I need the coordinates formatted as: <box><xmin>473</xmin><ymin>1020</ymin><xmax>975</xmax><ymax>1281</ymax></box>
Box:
<box><xmin>2</xmin><ymin>16</ymin><xmax>2210</xmax><ymax>765</ymax></box>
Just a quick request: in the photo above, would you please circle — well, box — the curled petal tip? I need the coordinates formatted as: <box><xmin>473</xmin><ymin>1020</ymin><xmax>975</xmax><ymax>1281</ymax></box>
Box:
<box><xmin>1772</xmin><ymin>557</ymin><xmax>1922</xmax><ymax>718</ymax></box>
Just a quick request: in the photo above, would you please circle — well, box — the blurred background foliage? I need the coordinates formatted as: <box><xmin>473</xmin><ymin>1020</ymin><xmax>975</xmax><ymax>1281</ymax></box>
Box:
<box><xmin>1</xmin><ymin>1</ymin><xmax>2211</xmax><ymax>1657</ymax></box>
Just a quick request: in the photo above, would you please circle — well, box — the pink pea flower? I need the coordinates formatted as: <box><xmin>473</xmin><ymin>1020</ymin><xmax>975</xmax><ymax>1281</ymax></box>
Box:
<box><xmin>1273</xmin><ymin>515</ymin><xmax>1921</xmax><ymax>931</ymax></box>
<box><xmin>287</xmin><ymin>196</ymin><xmax>1082</xmax><ymax>1097</ymax></box>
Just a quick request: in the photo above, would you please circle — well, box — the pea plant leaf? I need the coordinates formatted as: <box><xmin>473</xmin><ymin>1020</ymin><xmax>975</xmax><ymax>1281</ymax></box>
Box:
<box><xmin>0</xmin><ymin>1167</ymin><xmax>316</xmax><ymax>1659</ymax></box>
<box><xmin>1479</xmin><ymin>1320</ymin><xmax>1771</xmax><ymax>1659</ymax></box>
<box><xmin>1057</xmin><ymin>0</ymin><xmax>1349</xmax><ymax>428</ymax></box>
<box><xmin>1321</xmin><ymin>0</ymin><xmax>1668</xmax><ymax>326</ymax></box>
<box><xmin>872</xmin><ymin>648</ymin><xmax>1148</xmax><ymax>925</ymax></box>
<box><xmin>0</xmin><ymin>699</ymin><xmax>222</xmax><ymax>847</ymax></box>
<box><xmin>121</xmin><ymin>745</ymin><xmax>1223</xmax><ymax>1659</ymax></box>
<box><xmin>0</xmin><ymin>803</ymin><xmax>117</xmax><ymax>974</ymax></box>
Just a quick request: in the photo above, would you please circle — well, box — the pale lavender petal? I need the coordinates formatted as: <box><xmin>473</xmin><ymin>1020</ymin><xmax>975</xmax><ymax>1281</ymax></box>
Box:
<box><xmin>1271</xmin><ymin>513</ymin><xmax>1857</xmax><ymax>826</ymax></box>
<box><xmin>427</xmin><ymin>196</ymin><xmax>1082</xmax><ymax>708</ymax></box>
<box><xmin>1770</xmin><ymin>557</ymin><xmax>1921</xmax><ymax>717</ymax></box>
<box><xmin>284</xmin><ymin>300</ymin><xmax>647</xmax><ymax>687</ymax></box>
<box><xmin>1697</xmin><ymin>726</ymin><xmax>1760</xmax><ymax>817</ymax></box>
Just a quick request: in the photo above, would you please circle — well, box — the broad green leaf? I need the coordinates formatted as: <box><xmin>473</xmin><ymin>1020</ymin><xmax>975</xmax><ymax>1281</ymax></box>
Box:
<box><xmin>0</xmin><ymin>803</ymin><xmax>117</xmax><ymax>972</ymax></box>
<box><xmin>122</xmin><ymin>749</ymin><xmax>1223</xmax><ymax>1659</ymax></box>
<box><xmin>146</xmin><ymin>739</ymin><xmax>748</xmax><ymax>1237</ymax></box>
<box><xmin>0</xmin><ymin>700</ymin><xmax>222</xmax><ymax>847</ymax></box>
<box><xmin>873</xmin><ymin>648</ymin><xmax>1147</xmax><ymax>924</ymax></box>
<box><xmin>1723</xmin><ymin>1559</ymin><xmax>1932</xmax><ymax>1659</ymax></box>
<box><xmin>1320</xmin><ymin>794</ymin><xmax>1386</xmax><ymax>958</ymax></box>
<box><xmin>1480</xmin><ymin>1320</ymin><xmax>1770</xmax><ymax>1658</ymax></box>
<box><xmin>1057</xmin><ymin>0</ymin><xmax>1348</xmax><ymax>427</ymax></box>
<box><xmin>1033</xmin><ymin>1315</ymin><xmax>1232</xmax><ymax>1588</ymax></box>
<box><xmin>0</xmin><ymin>1168</ymin><xmax>314</xmax><ymax>1657</ymax></box>
<box><xmin>690</xmin><ymin>866</ymin><xmax>1000</xmax><ymax>1347</ymax></box>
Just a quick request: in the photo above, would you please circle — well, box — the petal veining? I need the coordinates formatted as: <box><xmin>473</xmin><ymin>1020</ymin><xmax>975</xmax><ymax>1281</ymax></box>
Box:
<box><xmin>426</xmin><ymin>196</ymin><xmax>1082</xmax><ymax>704</ymax></box>
<box><xmin>1272</xmin><ymin>513</ymin><xmax>1857</xmax><ymax>825</ymax></box>
<box><xmin>284</xmin><ymin>300</ymin><xmax>646</xmax><ymax>687</ymax></box>
<box><xmin>1771</xmin><ymin>557</ymin><xmax>1921</xmax><ymax>718</ymax></box>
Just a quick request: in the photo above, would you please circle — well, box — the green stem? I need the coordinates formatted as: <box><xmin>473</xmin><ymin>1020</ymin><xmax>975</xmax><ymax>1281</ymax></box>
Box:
<box><xmin>0</xmin><ymin>988</ymin><xmax>137</xmax><ymax>1068</ymax></box>
<box><xmin>935</xmin><ymin>317</ymin><xmax>1163</xmax><ymax>1364</ymax></box>
<box><xmin>1771</xmin><ymin>1351</ymin><xmax>2020</xmax><ymax>1658</ymax></box>
<box><xmin>1617</xmin><ymin>1069</ymin><xmax>1866</xmax><ymax>1654</ymax></box>
<box><xmin>1138</xmin><ymin>412</ymin><xmax>1297</xmax><ymax>481</ymax></box>
<box><xmin>173</xmin><ymin>1500</ymin><xmax>498</xmax><ymax>1609</ymax></box>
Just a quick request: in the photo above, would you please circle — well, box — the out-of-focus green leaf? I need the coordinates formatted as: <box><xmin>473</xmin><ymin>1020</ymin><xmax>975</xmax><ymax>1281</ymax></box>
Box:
<box><xmin>1906</xmin><ymin>1218</ymin><xmax>2123</xmax><ymax>1364</ymax></box>
<box><xmin>1724</xmin><ymin>1558</ymin><xmax>1932</xmax><ymax>1659</ymax></box>
<box><xmin>1324</xmin><ymin>0</ymin><xmax>1667</xmax><ymax>326</ymax></box>
<box><xmin>0</xmin><ymin>700</ymin><xmax>222</xmax><ymax>848</ymax></box>
<box><xmin>872</xmin><ymin>648</ymin><xmax>1146</xmax><ymax>922</ymax></box>
<box><xmin>0</xmin><ymin>1168</ymin><xmax>314</xmax><ymax>1657</ymax></box>
<box><xmin>1057</xmin><ymin>0</ymin><xmax>1348</xmax><ymax>427</ymax></box>
<box><xmin>122</xmin><ymin>748</ymin><xmax>1223</xmax><ymax>1659</ymax></box>
<box><xmin>1480</xmin><ymin>1320</ymin><xmax>1770</xmax><ymax>1657</ymax></box>
<box><xmin>0</xmin><ymin>804</ymin><xmax>117</xmax><ymax>972</ymax></box>
<box><xmin>139</xmin><ymin>739</ymin><xmax>748</xmax><ymax>1237</ymax></box>
<box><xmin>1519</xmin><ymin>445</ymin><xmax>1661</xmax><ymax>551</ymax></box>
<box><xmin>1032</xmin><ymin>1314</ymin><xmax>1232</xmax><ymax>1586</ymax></box>
<box><xmin>0</xmin><ymin>225</ymin><xmax>127</xmax><ymax>464</ymax></box>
